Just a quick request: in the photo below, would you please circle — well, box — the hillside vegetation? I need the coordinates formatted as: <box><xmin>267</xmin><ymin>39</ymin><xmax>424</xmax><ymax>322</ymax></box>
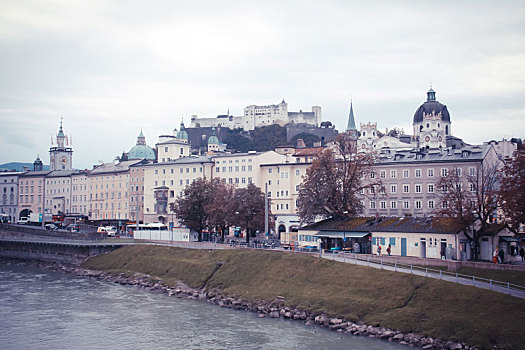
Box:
<box><xmin>82</xmin><ymin>245</ymin><xmax>525</xmax><ymax>349</ymax></box>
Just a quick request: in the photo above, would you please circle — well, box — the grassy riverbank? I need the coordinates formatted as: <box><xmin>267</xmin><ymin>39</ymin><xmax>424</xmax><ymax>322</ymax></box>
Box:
<box><xmin>82</xmin><ymin>245</ymin><xmax>525</xmax><ymax>349</ymax></box>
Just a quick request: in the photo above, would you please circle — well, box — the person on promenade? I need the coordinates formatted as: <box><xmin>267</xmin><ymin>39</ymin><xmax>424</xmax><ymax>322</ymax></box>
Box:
<box><xmin>377</xmin><ymin>244</ymin><xmax>382</xmax><ymax>256</ymax></box>
<box><xmin>386</xmin><ymin>244</ymin><xmax>391</xmax><ymax>256</ymax></box>
<box><xmin>498</xmin><ymin>248</ymin><xmax>505</xmax><ymax>264</ymax></box>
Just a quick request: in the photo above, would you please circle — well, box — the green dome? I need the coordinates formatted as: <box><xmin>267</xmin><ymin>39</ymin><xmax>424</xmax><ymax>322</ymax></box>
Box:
<box><xmin>208</xmin><ymin>127</ymin><xmax>219</xmax><ymax>144</ymax></box>
<box><xmin>176</xmin><ymin>120</ymin><xmax>188</xmax><ymax>140</ymax></box>
<box><xmin>128</xmin><ymin>144</ymin><xmax>155</xmax><ymax>160</ymax></box>
<box><xmin>128</xmin><ymin>130</ymin><xmax>155</xmax><ymax>160</ymax></box>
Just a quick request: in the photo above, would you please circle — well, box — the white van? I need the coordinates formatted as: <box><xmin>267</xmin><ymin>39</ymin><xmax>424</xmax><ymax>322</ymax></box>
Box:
<box><xmin>97</xmin><ymin>226</ymin><xmax>117</xmax><ymax>237</ymax></box>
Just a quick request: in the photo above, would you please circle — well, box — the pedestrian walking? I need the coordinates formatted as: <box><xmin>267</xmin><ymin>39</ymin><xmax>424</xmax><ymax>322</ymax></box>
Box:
<box><xmin>377</xmin><ymin>244</ymin><xmax>382</xmax><ymax>256</ymax></box>
<box><xmin>520</xmin><ymin>247</ymin><xmax>524</xmax><ymax>261</ymax></box>
<box><xmin>498</xmin><ymin>248</ymin><xmax>505</xmax><ymax>264</ymax></box>
<box><xmin>386</xmin><ymin>244</ymin><xmax>391</xmax><ymax>256</ymax></box>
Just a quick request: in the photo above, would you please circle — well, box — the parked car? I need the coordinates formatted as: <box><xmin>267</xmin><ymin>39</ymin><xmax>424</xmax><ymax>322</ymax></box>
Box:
<box><xmin>17</xmin><ymin>217</ymin><xmax>29</xmax><ymax>225</ymax></box>
<box><xmin>45</xmin><ymin>223</ymin><xmax>59</xmax><ymax>230</ymax></box>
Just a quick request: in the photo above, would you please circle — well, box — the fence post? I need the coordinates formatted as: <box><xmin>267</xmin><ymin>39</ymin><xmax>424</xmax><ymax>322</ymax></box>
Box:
<box><xmin>367</xmin><ymin>256</ymin><xmax>370</xmax><ymax>267</ymax></box>
<box><xmin>425</xmin><ymin>268</ymin><xmax>428</xmax><ymax>277</ymax></box>
<box><xmin>490</xmin><ymin>279</ymin><xmax>492</xmax><ymax>291</ymax></box>
<box><xmin>472</xmin><ymin>275</ymin><xmax>475</xmax><ymax>286</ymax></box>
<box><xmin>439</xmin><ymin>270</ymin><xmax>442</xmax><ymax>280</ymax></box>
<box><xmin>456</xmin><ymin>272</ymin><xmax>458</xmax><ymax>283</ymax></box>
<box><xmin>343</xmin><ymin>251</ymin><xmax>345</xmax><ymax>263</ymax></box>
<box><xmin>507</xmin><ymin>282</ymin><xmax>510</xmax><ymax>293</ymax></box>
<box><xmin>380</xmin><ymin>257</ymin><xmax>383</xmax><ymax>269</ymax></box>
<box><xmin>354</xmin><ymin>254</ymin><xmax>357</xmax><ymax>265</ymax></box>
<box><xmin>394</xmin><ymin>261</ymin><xmax>397</xmax><ymax>272</ymax></box>
<box><xmin>410</xmin><ymin>265</ymin><xmax>413</xmax><ymax>274</ymax></box>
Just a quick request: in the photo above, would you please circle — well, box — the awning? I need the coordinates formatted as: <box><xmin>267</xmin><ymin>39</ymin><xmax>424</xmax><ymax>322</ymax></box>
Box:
<box><xmin>314</xmin><ymin>231</ymin><xmax>369</xmax><ymax>239</ymax></box>
<box><xmin>499</xmin><ymin>236</ymin><xmax>519</xmax><ymax>243</ymax></box>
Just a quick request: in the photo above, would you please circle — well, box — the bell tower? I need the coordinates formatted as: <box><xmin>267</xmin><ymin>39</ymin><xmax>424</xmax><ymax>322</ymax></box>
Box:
<box><xmin>49</xmin><ymin>119</ymin><xmax>73</xmax><ymax>171</ymax></box>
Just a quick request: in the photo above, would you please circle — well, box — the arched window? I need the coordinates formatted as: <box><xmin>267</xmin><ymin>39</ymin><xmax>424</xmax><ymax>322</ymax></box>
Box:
<box><xmin>426</xmin><ymin>123</ymin><xmax>430</xmax><ymax>128</ymax></box>
<box><xmin>420</xmin><ymin>125</ymin><xmax>423</xmax><ymax>132</ymax></box>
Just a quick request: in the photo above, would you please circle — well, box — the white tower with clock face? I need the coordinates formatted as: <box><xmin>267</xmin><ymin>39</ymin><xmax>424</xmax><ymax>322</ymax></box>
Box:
<box><xmin>49</xmin><ymin>120</ymin><xmax>73</xmax><ymax>171</ymax></box>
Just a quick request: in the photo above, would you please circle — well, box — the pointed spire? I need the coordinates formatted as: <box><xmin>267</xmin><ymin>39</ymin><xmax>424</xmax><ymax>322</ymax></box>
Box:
<box><xmin>137</xmin><ymin>129</ymin><xmax>146</xmax><ymax>145</ymax></box>
<box><xmin>346</xmin><ymin>100</ymin><xmax>357</xmax><ymax>131</ymax></box>
<box><xmin>227</xmin><ymin>108</ymin><xmax>230</xmax><ymax>116</ymax></box>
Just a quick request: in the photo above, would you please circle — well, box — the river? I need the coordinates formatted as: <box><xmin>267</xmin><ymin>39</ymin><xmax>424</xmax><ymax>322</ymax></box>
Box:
<box><xmin>0</xmin><ymin>262</ymin><xmax>406</xmax><ymax>350</ymax></box>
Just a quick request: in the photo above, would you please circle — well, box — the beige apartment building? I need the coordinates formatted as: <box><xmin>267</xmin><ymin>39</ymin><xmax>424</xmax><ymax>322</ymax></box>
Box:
<box><xmin>142</xmin><ymin>156</ymin><xmax>214</xmax><ymax>225</ymax></box>
<box><xmin>88</xmin><ymin>160</ymin><xmax>146</xmax><ymax>224</ymax></box>
<box><xmin>44</xmin><ymin>170</ymin><xmax>76</xmax><ymax>215</ymax></box>
<box><xmin>18</xmin><ymin>170</ymin><xmax>51</xmax><ymax>219</ymax></box>
<box><xmin>129</xmin><ymin>164</ymin><xmax>145</xmax><ymax>223</ymax></box>
<box><xmin>71</xmin><ymin>171</ymin><xmax>89</xmax><ymax>216</ymax></box>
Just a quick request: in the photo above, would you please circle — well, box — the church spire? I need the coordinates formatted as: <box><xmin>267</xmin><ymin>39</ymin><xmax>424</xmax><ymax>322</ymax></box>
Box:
<box><xmin>346</xmin><ymin>100</ymin><xmax>357</xmax><ymax>131</ymax></box>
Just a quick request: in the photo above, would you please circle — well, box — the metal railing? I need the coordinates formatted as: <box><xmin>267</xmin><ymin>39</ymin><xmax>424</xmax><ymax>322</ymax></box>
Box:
<box><xmin>327</xmin><ymin>251</ymin><xmax>525</xmax><ymax>298</ymax></box>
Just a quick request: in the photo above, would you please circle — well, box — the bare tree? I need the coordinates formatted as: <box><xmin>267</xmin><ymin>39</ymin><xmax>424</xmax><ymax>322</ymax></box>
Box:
<box><xmin>498</xmin><ymin>150</ymin><xmax>525</xmax><ymax>232</ymax></box>
<box><xmin>297</xmin><ymin>134</ymin><xmax>382</xmax><ymax>223</ymax></box>
<box><xmin>435</xmin><ymin>160</ymin><xmax>501</xmax><ymax>259</ymax></box>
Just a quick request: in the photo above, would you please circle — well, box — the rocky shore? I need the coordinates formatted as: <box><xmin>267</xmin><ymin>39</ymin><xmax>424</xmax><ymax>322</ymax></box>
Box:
<box><xmin>3</xmin><ymin>258</ymin><xmax>478</xmax><ymax>350</ymax></box>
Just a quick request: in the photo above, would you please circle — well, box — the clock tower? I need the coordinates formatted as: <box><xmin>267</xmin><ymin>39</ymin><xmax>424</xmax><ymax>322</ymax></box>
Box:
<box><xmin>50</xmin><ymin>119</ymin><xmax>73</xmax><ymax>171</ymax></box>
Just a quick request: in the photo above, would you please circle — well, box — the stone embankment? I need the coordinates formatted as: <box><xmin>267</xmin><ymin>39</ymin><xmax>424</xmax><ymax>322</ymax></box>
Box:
<box><xmin>6</xmin><ymin>259</ymin><xmax>477</xmax><ymax>350</ymax></box>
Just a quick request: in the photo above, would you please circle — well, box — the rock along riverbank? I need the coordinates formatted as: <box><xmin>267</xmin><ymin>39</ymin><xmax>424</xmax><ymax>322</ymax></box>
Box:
<box><xmin>3</xmin><ymin>258</ymin><xmax>476</xmax><ymax>350</ymax></box>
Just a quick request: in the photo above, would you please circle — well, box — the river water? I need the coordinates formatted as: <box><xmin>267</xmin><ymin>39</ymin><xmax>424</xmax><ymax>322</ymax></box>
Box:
<box><xmin>0</xmin><ymin>262</ymin><xmax>405</xmax><ymax>350</ymax></box>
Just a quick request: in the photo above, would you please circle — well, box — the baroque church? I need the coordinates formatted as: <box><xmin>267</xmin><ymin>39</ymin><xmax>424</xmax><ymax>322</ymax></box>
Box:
<box><xmin>352</xmin><ymin>88</ymin><xmax>463</xmax><ymax>152</ymax></box>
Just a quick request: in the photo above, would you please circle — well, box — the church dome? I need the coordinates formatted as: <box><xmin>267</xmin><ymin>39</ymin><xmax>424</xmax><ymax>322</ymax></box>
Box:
<box><xmin>208</xmin><ymin>127</ymin><xmax>219</xmax><ymax>145</ymax></box>
<box><xmin>128</xmin><ymin>130</ymin><xmax>156</xmax><ymax>160</ymax></box>
<box><xmin>413</xmin><ymin>88</ymin><xmax>450</xmax><ymax>124</ymax></box>
<box><xmin>176</xmin><ymin>120</ymin><xmax>188</xmax><ymax>140</ymax></box>
<box><xmin>128</xmin><ymin>145</ymin><xmax>155</xmax><ymax>160</ymax></box>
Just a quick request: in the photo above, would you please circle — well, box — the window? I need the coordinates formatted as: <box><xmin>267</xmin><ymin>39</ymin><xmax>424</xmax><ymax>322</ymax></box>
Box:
<box><xmin>403</xmin><ymin>184</ymin><xmax>409</xmax><ymax>193</ymax></box>
<box><xmin>428</xmin><ymin>200</ymin><xmax>434</xmax><ymax>209</ymax></box>
<box><xmin>403</xmin><ymin>169</ymin><xmax>409</xmax><ymax>178</ymax></box>
<box><xmin>469</xmin><ymin>183</ymin><xmax>476</xmax><ymax>192</ymax></box>
<box><xmin>428</xmin><ymin>168</ymin><xmax>434</xmax><ymax>177</ymax></box>
<box><xmin>415</xmin><ymin>184</ymin><xmax>422</xmax><ymax>193</ymax></box>
<box><xmin>268</xmin><ymin>169</ymin><xmax>272</xmax><ymax>174</ymax></box>
<box><xmin>455</xmin><ymin>168</ymin><xmax>462</xmax><ymax>176</ymax></box>
<box><xmin>391</xmin><ymin>184</ymin><xmax>397</xmax><ymax>194</ymax></box>
<box><xmin>391</xmin><ymin>201</ymin><xmax>397</xmax><ymax>209</ymax></box>
<box><xmin>380</xmin><ymin>201</ymin><xmax>386</xmax><ymax>209</ymax></box>
<box><xmin>390</xmin><ymin>170</ymin><xmax>397</xmax><ymax>178</ymax></box>
<box><xmin>415</xmin><ymin>200</ymin><xmax>422</xmax><ymax>209</ymax></box>
<box><xmin>216</xmin><ymin>167</ymin><xmax>220</xmax><ymax>173</ymax></box>
<box><xmin>380</xmin><ymin>170</ymin><xmax>386</xmax><ymax>178</ymax></box>
<box><xmin>428</xmin><ymin>184</ymin><xmax>434</xmax><ymax>193</ymax></box>
<box><xmin>296</xmin><ymin>169</ymin><xmax>300</xmax><ymax>176</ymax></box>
<box><xmin>248</xmin><ymin>166</ymin><xmax>252</xmax><ymax>171</ymax></box>
<box><xmin>469</xmin><ymin>167</ymin><xmax>476</xmax><ymax>176</ymax></box>
<box><xmin>370</xmin><ymin>201</ymin><xmax>376</xmax><ymax>209</ymax></box>
<box><xmin>415</xmin><ymin>169</ymin><xmax>421</xmax><ymax>178</ymax></box>
<box><xmin>441</xmin><ymin>168</ymin><xmax>448</xmax><ymax>177</ymax></box>
<box><xmin>442</xmin><ymin>200</ymin><xmax>448</xmax><ymax>209</ymax></box>
<box><xmin>403</xmin><ymin>201</ymin><xmax>410</xmax><ymax>209</ymax></box>
<box><xmin>370</xmin><ymin>172</ymin><xmax>376</xmax><ymax>179</ymax></box>
<box><xmin>235</xmin><ymin>166</ymin><xmax>239</xmax><ymax>172</ymax></box>
<box><xmin>155</xmin><ymin>170</ymin><xmax>158</xmax><ymax>175</ymax></box>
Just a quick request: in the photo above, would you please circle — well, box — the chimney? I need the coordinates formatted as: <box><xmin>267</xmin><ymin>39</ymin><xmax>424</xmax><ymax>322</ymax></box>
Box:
<box><xmin>296</xmin><ymin>138</ymin><xmax>306</xmax><ymax>148</ymax></box>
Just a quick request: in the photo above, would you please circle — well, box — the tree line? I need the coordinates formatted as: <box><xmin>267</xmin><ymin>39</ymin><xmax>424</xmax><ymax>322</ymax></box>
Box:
<box><xmin>170</xmin><ymin>179</ymin><xmax>267</xmax><ymax>242</ymax></box>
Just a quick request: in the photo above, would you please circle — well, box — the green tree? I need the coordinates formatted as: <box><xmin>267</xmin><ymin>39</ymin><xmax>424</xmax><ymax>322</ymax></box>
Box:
<box><xmin>229</xmin><ymin>183</ymin><xmax>266</xmax><ymax>243</ymax></box>
<box><xmin>297</xmin><ymin>135</ymin><xmax>381</xmax><ymax>223</ymax></box>
<box><xmin>206</xmin><ymin>179</ymin><xmax>236</xmax><ymax>242</ymax></box>
<box><xmin>170</xmin><ymin>178</ymin><xmax>215</xmax><ymax>242</ymax></box>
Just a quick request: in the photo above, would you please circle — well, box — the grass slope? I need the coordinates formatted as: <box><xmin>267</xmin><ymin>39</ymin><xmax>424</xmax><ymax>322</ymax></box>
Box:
<box><xmin>82</xmin><ymin>245</ymin><xmax>525</xmax><ymax>349</ymax></box>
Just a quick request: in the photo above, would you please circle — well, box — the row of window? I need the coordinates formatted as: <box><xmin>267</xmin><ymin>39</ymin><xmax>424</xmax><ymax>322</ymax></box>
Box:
<box><xmin>372</xmin><ymin>167</ymin><xmax>476</xmax><ymax>179</ymax></box>
<box><xmin>215</xmin><ymin>165</ymin><xmax>253</xmax><ymax>173</ymax></box>
<box><xmin>155</xmin><ymin>167</ymin><xmax>203</xmax><ymax>175</ymax></box>
<box><xmin>368</xmin><ymin>200</ymin><xmax>437</xmax><ymax>210</ymax></box>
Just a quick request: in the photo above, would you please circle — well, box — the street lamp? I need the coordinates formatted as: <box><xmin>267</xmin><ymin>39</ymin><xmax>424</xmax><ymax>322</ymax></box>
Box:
<box><xmin>343</xmin><ymin>211</ymin><xmax>348</xmax><ymax>263</ymax></box>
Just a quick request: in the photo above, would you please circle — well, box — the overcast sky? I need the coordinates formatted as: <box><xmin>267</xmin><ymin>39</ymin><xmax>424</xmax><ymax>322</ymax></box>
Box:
<box><xmin>1</xmin><ymin>0</ymin><xmax>524</xmax><ymax>169</ymax></box>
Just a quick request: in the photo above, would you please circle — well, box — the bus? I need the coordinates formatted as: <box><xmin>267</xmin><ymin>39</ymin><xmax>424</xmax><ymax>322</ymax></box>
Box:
<box><xmin>0</xmin><ymin>214</ymin><xmax>10</xmax><ymax>224</ymax></box>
